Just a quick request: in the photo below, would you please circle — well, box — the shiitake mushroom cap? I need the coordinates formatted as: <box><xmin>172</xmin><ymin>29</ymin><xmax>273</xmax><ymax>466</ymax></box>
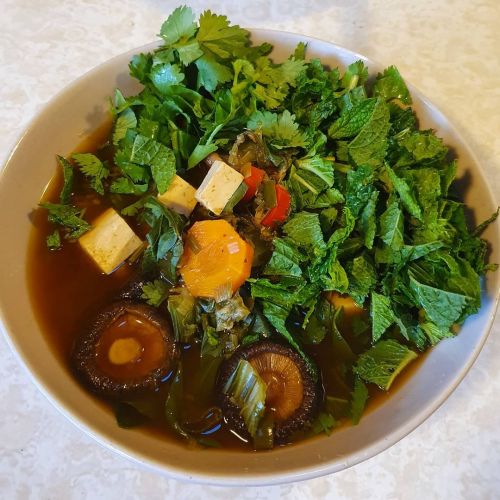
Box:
<box><xmin>71</xmin><ymin>301</ymin><xmax>179</xmax><ymax>400</ymax></box>
<box><xmin>216</xmin><ymin>340</ymin><xmax>322</xmax><ymax>444</ymax></box>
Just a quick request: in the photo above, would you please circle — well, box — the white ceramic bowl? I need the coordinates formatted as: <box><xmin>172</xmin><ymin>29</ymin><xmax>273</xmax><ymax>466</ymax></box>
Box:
<box><xmin>0</xmin><ymin>30</ymin><xmax>498</xmax><ymax>486</ymax></box>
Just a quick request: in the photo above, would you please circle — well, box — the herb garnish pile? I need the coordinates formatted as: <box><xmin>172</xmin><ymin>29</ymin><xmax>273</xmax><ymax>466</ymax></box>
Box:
<box><xmin>42</xmin><ymin>6</ymin><xmax>498</xmax><ymax>438</ymax></box>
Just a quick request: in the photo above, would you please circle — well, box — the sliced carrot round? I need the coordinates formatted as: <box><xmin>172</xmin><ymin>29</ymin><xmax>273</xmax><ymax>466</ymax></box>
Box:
<box><xmin>180</xmin><ymin>220</ymin><xmax>254</xmax><ymax>299</ymax></box>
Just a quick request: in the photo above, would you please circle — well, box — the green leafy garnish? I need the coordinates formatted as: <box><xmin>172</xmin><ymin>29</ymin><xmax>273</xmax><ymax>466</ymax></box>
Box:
<box><xmin>354</xmin><ymin>340</ymin><xmax>418</xmax><ymax>390</ymax></box>
<box><xmin>40</xmin><ymin>202</ymin><xmax>91</xmax><ymax>239</ymax></box>
<box><xmin>72</xmin><ymin>153</ymin><xmax>109</xmax><ymax>195</ymax></box>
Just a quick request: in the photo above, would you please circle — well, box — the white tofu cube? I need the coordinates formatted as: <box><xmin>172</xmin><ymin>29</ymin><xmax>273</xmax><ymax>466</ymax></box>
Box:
<box><xmin>195</xmin><ymin>160</ymin><xmax>244</xmax><ymax>215</ymax></box>
<box><xmin>79</xmin><ymin>208</ymin><xmax>143</xmax><ymax>274</ymax></box>
<box><xmin>157</xmin><ymin>175</ymin><xmax>197</xmax><ymax>217</ymax></box>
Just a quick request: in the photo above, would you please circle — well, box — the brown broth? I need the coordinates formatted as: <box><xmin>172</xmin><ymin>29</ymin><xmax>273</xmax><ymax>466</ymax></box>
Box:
<box><xmin>26</xmin><ymin>124</ymin><xmax>426</xmax><ymax>451</ymax></box>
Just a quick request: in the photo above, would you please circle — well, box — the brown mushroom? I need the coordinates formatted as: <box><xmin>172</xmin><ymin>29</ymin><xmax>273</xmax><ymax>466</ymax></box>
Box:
<box><xmin>216</xmin><ymin>341</ymin><xmax>322</xmax><ymax>444</ymax></box>
<box><xmin>71</xmin><ymin>301</ymin><xmax>179</xmax><ymax>399</ymax></box>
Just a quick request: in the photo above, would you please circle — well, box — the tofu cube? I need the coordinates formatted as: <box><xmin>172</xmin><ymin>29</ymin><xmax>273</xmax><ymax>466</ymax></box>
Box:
<box><xmin>195</xmin><ymin>160</ymin><xmax>244</xmax><ymax>215</ymax></box>
<box><xmin>79</xmin><ymin>208</ymin><xmax>143</xmax><ymax>274</ymax></box>
<box><xmin>157</xmin><ymin>175</ymin><xmax>197</xmax><ymax>217</ymax></box>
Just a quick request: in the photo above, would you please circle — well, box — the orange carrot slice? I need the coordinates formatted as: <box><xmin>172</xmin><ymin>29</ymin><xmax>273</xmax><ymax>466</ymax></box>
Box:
<box><xmin>180</xmin><ymin>220</ymin><xmax>253</xmax><ymax>299</ymax></box>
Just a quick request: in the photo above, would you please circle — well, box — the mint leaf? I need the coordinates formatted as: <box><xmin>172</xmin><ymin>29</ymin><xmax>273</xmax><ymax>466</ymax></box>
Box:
<box><xmin>328</xmin><ymin>98</ymin><xmax>377</xmax><ymax>139</ymax></box>
<box><xmin>263</xmin><ymin>238</ymin><xmax>305</xmax><ymax>278</ymax></box>
<box><xmin>373</xmin><ymin>66</ymin><xmax>411</xmax><ymax>104</ymax></box>
<box><xmin>283</xmin><ymin>212</ymin><xmax>326</xmax><ymax>253</ymax></box>
<box><xmin>354</xmin><ymin>339</ymin><xmax>418</xmax><ymax>390</ymax></box>
<box><xmin>348</xmin><ymin>98</ymin><xmax>390</xmax><ymax>167</ymax></box>
<box><xmin>350</xmin><ymin>378</ymin><xmax>368</xmax><ymax>425</ymax></box>
<box><xmin>370</xmin><ymin>292</ymin><xmax>396</xmax><ymax>342</ymax></box>
<box><xmin>359</xmin><ymin>190</ymin><xmax>379</xmax><ymax>249</ymax></box>
<box><xmin>130</xmin><ymin>135</ymin><xmax>176</xmax><ymax>194</ymax></box>
<box><xmin>380</xmin><ymin>199</ymin><xmax>404</xmax><ymax>249</ymax></box>
<box><xmin>385</xmin><ymin>165</ymin><xmax>422</xmax><ymax>220</ymax></box>
<box><xmin>409</xmin><ymin>274</ymin><xmax>470</xmax><ymax>329</ymax></box>
<box><xmin>311</xmin><ymin>412</ymin><xmax>337</xmax><ymax>436</ymax></box>
<box><xmin>348</xmin><ymin>255</ymin><xmax>377</xmax><ymax>306</ymax></box>
<box><xmin>419</xmin><ymin>322</ymin><xmax>454</xmax><ymax>346</ymax></box>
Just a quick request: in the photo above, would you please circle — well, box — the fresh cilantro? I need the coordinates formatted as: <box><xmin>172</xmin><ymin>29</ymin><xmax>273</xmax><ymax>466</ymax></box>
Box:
<box><xmin>72</xmin><ymin>153</ymin><xmax>109</xmax><ymax>195</ymax></box>
<box><xmin>40</xmin><ymin>202</ymin><xmax>91</xmax><ymax>239</ymax></box>
<box><xmin>46</xmin><ymin>229</ymin><xmax>61</xmax><ymax>250</ymax></box>
<box><xmin>311</xmin><ymin>412</ymin><xmax>337</xmax><ymax>436</ymax></box>
<box><xmin>141</xmin><ymin>279</ymin><xmax>170</xmax><ymax>307</ymax></box>
<box><xmin>247</xmin><ymin>110</ymin><xmax>308</xmax><ymax>149</ymax></box>
<box><xmin>57</xmin><ymin>155</ymin><xmax>74</xmax><ymax>204</ymax></box>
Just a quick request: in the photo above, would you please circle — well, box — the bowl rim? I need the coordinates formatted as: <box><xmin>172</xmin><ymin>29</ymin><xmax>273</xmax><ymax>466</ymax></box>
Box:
<box><xmin>1</xmin><ymin>28</ymin><xmax>499</xmax><ymax>486</ymax></box>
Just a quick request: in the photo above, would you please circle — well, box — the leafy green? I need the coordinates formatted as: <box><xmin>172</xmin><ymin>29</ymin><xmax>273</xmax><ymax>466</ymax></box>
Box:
<box><xmin>57</xmin><ymin>155</ymin><xmax>74</xmax><ymax>204</ymax></box>
<box><xmin>72</xmin><ymin>153</ymin><xmax>109</xmax><ymax>195</ymax></box>
<box><xmin>168</xmin><ymin>287</ymin><xmax>197</xmax><ymax>342</ymax></box>
<box><xmin>373</xmin><ymin>66</ymin><xmax>412</xmax><ymax>104</ymax></box>
<box><xmin>141</xmin><ymin>279</ymin><xmax>170</xmax><ymax>307</ymax></box>
<box><xmin>40</xmin><ymin>203</ymin><xmax>91</xmax><ymax>239</ymax></box>
<box><xmin>354</xmin><ymin>339</ymin><xmax>418</xmax><ymax>390</ymax></box>
<box><xmin>370</xmin><ymin>292</ymin><xmax>396</xmax><ymax>342</ymax></box>
<box><xmin>348</xmin><ymin>98</ymin><xmax>390</xmax><ymax>167</ymax></box>
<box><xmin>350</xmin><ymin>378</ymin><xmax>369</xmax><ymax>425</ymax></box>
<box><xmin>222</xmin><ymin>359</ymin><xmax>267</xmax><ymax>438</ymax></box>
<box><xmin>247</xmin><ymin>110</ymin><xmax>308</xmax><ymax>149</ymax></box>
<box><xmin>311</xmin><ymin>412</ymin><xmax>337</xmax><ymax>436</ymax></box>
<box><xmin>46</xmin><ymin>229</ymin><xmax>61</xmax><ymax>250</ymax></box>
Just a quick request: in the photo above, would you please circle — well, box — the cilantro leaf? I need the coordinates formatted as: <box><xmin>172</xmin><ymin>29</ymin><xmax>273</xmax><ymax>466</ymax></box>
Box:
<box><xmin>150</xmin><ymin>64</ymin><xmax>185</xmax><ymax>93</ymax></box>
<box><xmin>141</xmin><ymin>279</ymin><xmax>170</xmax><ymax>307</ymax></box>
<box><xmin>40</xmin><ymin>202</ymin><xmax>91</xmax><ymax>239</ymax></box>
<box><xmin>195</xmin><ymin>55</ymin><xmax>232</xmax><ymax>92</ymax></box>
<box><xmin>159</xmin><ymin>6</ymin><xmax>197</xmax><ymax>45</ymax></box>
<box><xmin>72</xmin><ymin>153</ymin><xmax>109</xmax><ymax>195</ymax></box>
<box><xmin>57</xmin><ymin>155</ymin><xmax>74</xmax><ymax>204</ymax></box>
<box><xmin>113</xmin><ymin>108</ymin><xmax>137</xmax><ymax>146</ymax></box>
<box><xmin>196</xmin><ymin>10</ymin><xmax>250</xmax><ymax>60</ymax></box>
<box><xmin>311</xmin><ymin>412</ymin><xmax>337</xmax><ymax>436</ymax></box>
<box><xmin>46</xmin><ymin>229</ymin><xmax>61</xmax><ymax>250</ymax></box>
<box><xmin>247</xmin><ymin>110</ymin><xmax>308</xmax><ymax>149</ymax></box>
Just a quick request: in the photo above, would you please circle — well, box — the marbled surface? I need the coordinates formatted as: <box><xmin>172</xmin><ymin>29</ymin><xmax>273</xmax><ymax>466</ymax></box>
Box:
<box><xmin>1</xmin><ymin>0</ymin><xmax>499</xmax><ymax>498</ymax></box>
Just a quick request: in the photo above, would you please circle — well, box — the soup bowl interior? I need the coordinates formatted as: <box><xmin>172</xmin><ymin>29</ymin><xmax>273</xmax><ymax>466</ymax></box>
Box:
<box><xmin>0</xmin><ymin>30</ymin><xmax>498</xmax><ymax>486</ymax></box>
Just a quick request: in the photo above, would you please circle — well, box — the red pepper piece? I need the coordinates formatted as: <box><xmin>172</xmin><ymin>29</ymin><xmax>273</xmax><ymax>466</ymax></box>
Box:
<box><xmin>241</xmin><ymin>166</ymin><xmax>265</xmax><ymax>202</ymax></box>
<box><xmin>261</xmin><ymin>185</ymin><xmax>291</xmax><ymax>228</ymax></box>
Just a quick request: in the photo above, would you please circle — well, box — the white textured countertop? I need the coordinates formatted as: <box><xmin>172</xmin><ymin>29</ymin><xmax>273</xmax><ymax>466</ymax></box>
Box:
<box><xmin>1</xmin><ymin>1</ymin><xmax>499</xmax><ymax>498</ymax></box>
